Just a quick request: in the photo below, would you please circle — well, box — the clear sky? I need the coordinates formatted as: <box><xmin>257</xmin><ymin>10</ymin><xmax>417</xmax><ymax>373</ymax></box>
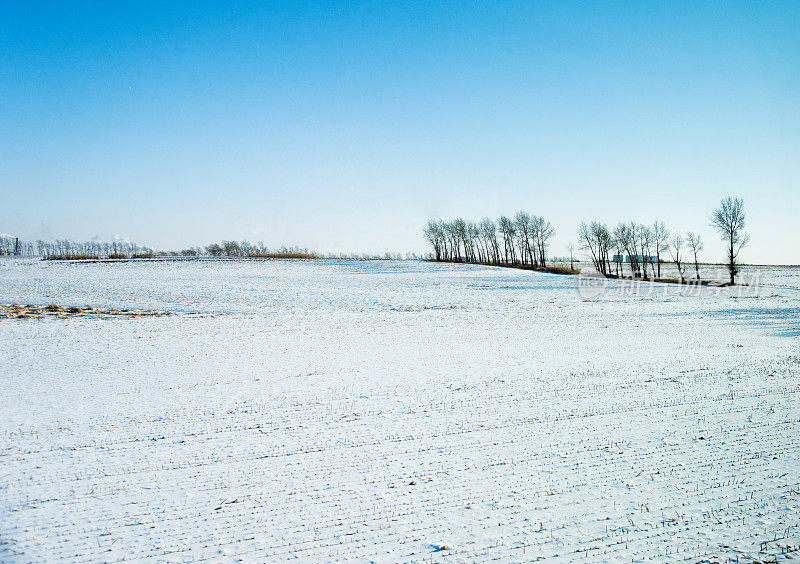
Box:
<box><xmin>2</xmin><ymin>1</ymin><xmax>798</xmax><ymax>262</ymax></box>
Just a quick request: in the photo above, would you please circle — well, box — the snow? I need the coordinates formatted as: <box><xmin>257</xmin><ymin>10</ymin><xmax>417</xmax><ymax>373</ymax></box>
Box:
<box><xmin>1</xmin><ymin>258</ymin><xmax>799</xmax><ymax>561</ymax></box>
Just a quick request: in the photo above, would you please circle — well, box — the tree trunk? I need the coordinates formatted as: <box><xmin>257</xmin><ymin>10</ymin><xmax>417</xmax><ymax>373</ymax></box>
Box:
<box><xmin>729</xmin><ymin>240</ymin><xmax>735</xmax><ymax>284</ymax></box>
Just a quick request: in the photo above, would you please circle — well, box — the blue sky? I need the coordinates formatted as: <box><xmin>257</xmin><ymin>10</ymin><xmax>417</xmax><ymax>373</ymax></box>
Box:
<box><xmin>2</xmin><ymin>1</ymin><xmax>798</xmax><ymax>262</ymax></box>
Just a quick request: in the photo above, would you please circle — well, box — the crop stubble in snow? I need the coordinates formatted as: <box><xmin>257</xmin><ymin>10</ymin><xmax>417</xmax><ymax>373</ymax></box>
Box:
<box><xmin>1</xmin><ymin>259</ymin><xmax>799</xmax><ymax>562</ymax></box>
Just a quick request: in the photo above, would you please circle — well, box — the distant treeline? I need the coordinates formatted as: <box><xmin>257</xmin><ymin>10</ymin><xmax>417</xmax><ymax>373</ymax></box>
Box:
<box><xmin>0</xmin><ymin>235</ymin><xmax>34</xmax><ymax>256</ymax></box>
<box><xmin>103</xmin><ymin>240</ymin><xmax>422</xmax><ymax>260</ymax></box>
<box><xmin>424</xmin><ymin>213</ymin><xmax>555</xmax><ymax>266</ymax></box>
<box><xmin>181</xmin><ymin>240</ymin><xmax>421</xmax><ymax>260</ymax></box>
<box><xmin>1</xmin><ymin>235</ymin><xmax>423</xmax><ymax>261</ymax></box>
<box><xmin>194</xmin><ymin>240</ymin><xmax>314</xmax><ymax>258</ymax></box>
<box><xmin>37</xmin><ymin>239</ymin><xmax>153</xmax><ymax>259</ymax></box>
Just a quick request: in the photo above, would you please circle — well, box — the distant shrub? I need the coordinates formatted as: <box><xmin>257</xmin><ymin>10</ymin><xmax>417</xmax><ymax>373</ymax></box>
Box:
<box><xmin>545</xmin><ymin>265</ymin><xmax>580</xmax><ymax>275</ymax></box>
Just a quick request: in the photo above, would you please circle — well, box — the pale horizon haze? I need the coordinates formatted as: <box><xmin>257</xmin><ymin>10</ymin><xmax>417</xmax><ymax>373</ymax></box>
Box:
<box><xmin>2</xmin><ymin>2</ymin><xmax>798</xmax><ymax>263</ymax></box>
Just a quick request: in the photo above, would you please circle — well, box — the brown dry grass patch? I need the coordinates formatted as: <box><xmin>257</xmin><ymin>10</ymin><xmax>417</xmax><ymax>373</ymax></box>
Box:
<box><xmin>0</xmin><ymin>303</ymin><xmax>179</xmax><ymax>320</ymax></box>
<box><xmin>42</xmin><ymin>254</ymin><xmax>100</xmax><ymax>261</ymax></box>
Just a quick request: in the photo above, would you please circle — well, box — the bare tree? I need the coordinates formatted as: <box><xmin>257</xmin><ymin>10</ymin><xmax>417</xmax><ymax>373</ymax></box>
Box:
<box><xmin>206</xmin><ymin>243</ymin><xmax>224</xmax><ymax>257</ymax></box>
<box><xmin>578</xmin><ymin>222</ymin><xmax>599</xmax><ymax>273</ymax></box>
<box><xmin>614</xmin><ymin>222</ymin><xmax>639</xmax><ymax>278</ymax></box>
<box><xmin>670</xmin><ymin>233</ymin><xmax>685</xmax><ymax>283</ymax></box>
<box><xmin>710</xmin><ymin>197</ymin><xmax>749</xmax><ymax>284</ymax></box>
<box><xmin>451</xmin><ymin>218</ymin><xmax>466</xmax><ymax>261</ymax></box>
<box><xmin>479</xmin><ymin>218</ymin><xmax>499</xmax><ymax>264</ymax></box>
<box><xmin>579</xmin><ymin>221</ymin><xmax>611</xmax><ymax>275</ymax></box>
<box><xmin>652</xmin><ymin>220</ymin><xmax>669</xmax><ymax>278</ymax></box>
<box><xmin>446</xmin><ymin>220</ymin><xmax>462</xmax><ymax>261</ymax></box>
<box><xmin>686</xmin><ymin>232</ymin><xmax>703</xmax><ymax>280</ymax></box>
<box><xmin>498</xmin><ymin>216</ymin><xmax>516</xmax><ymax>263</ymax></box>
<box><xmin>467</xmin><ymin>221</ymin><xmax>481</xmax><ymax>262</ymax></box>
<box><xmin>423</xmin><ymin>219</ymin><xmax>445</xmax><ymax>261</ymax></box>
<box><xmin>636</xmin><ymin>224</ymin><xmax>655</xmax><ymax>279</ymax></box>
<box><xmin>566</xmin><ymin>241</ymin><xmax>575</xmax><ymax>271</ymax></box>
<box><xmin>531</xmin><ymin>215</ymin><xmax>554</xmax><ymax>267</ymax></box>
<box><xmin>610</xmin><ymin>230</ymin><xmax>623</xmax><ymax>277</ymax></box>
<box><xmin>514</xmin><ymin>212</ymin><xmax>532</xmax><ymax>265</ymax></box>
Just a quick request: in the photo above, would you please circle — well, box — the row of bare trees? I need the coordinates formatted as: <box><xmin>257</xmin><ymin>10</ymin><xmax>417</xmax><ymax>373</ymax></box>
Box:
<box><xmin>424</xmin><ymin>213</ymin><xmax>556</xmax><ymax>267</ymax></box>
<box><xmin>578</xmin><ymin>197</ymin><xmax>749</xmax><ymax>284</ymax></box>
<box><xmin>0</xmin><ymin>235</ymin><xmax>35</xmax><ymax>256</ymax></box>
<box><xmin>578</xmin><ymin>220</ymin><xmax>704</xmax><ymax>282</ymax></box>
<box><xmin>36</xmin><ymin>239</ymin><xmax>152</xmax><ymax>259</ymax></box>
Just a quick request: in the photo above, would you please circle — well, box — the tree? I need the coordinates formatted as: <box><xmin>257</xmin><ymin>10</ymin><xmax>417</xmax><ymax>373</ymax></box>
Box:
<box><xmin>578</xmin><ymin>222</ymin><xmax>599</xmax><ymax>273</ymax></box>
<box><xmin>531</xmin><ymin>215</ymin><xmax>554</xmax><ymax>267</ymax></box>
<box><xmin>710</xmin><ymin>197</ymin><xmax>749</xmax><ymax>284</ymax></box>
<box><xmin>205</xmin><ymin>243</ymin><xmax>224</xmax><ymax>257</ymax></box>
<box><xmin>578</xmin><ymin>221</ymin><xmax>611</xmax><ymax>275</ymax></box>
<box><xmin>686</xmin><ymin>232</ymin><xmax>703</xmax><ymax>280</ymax></box>
<box><xmin>636</xmin><ymin>224</ymin><xmax>655</xmax><ymax>279</ymax></box>
<box><xmin>467</xmin><ymin>221</ymin><xmax>480</xmax><ymax>262</ymax></box>
<box><xmin>670</xmin><ymin>233</ymin><xmax>685</xmax><ymax>283</ymax></box>
<box><xmin>566</xmin><ymin>242</ymin><xmax>575</xmax><ymax>271</ymax></box>
<box><xmin>514</xmin><ymin>212</ymin><xmax>532</xmax><ymax>265</ymax></box>
<box><xmin>652</xmin><ymin>221</ymin><xmax>669</xmax><ymax>277</ymax></box>
<box><xmin>614</xmin><ymin>222</ymin><xmax>637</xmax><ymax>278</ymax></box>
<box><xmin>445</xmin><ymin>220</ymin><xmax>462</xmax><ymax>261</ymax></box>
<box><xmin>479</xmin><ymin>218</ymin><xmax>499</xmax><ymax>264</ymax></box>
<box><xmin>423</xmin><ymin>219</ymin><xmax>444</xmax><ymax>261</ymax></box>
<box><xmin>498</xmin><ymin>216</ymin><xmax>516</xmax><ymax>263</ymax></box>
<box><xmin>453</xmin><ymin>218</ymin><xmax>469</xmax><ymax>262</ymax></box>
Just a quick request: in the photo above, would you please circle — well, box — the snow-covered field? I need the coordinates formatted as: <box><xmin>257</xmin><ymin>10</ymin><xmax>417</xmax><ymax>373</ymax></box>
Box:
<box><xmin>1</xmin><ymin>258</ymin><xmax>799</xmax><ymax>562</ymax></box>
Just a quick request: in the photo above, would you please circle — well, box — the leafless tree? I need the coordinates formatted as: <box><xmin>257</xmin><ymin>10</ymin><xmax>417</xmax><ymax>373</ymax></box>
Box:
<box><xmin>710</xmin><ymin>196</ymin><xmax>749</xmax><ymax>284</ymax></box>
<box><xmin>578</xmin><ymin>222</ymin><xmax>598</xmax><ymax>272</ymax></box>
<box><xmin>498</xmin><ymin>216</ymin><xmax>516</xmax><ymax>263</ymax></box>
<box><xmin>479</xmin><ymin>218</ymin><xmax>500</xmax><ymax>264</ymax></box>
<box><xmin>636</xmin><ymin>224</ymin><xmax>655</xmax><ymax>279</ymax></box>
<box><xmin>566</xmin><ymin>242</ymin><xmax>575</xmax><ymax>271</ymax></box>
<box><xmin>514</xmin><ymin>212</ymin><xmax>532</xmax><ymax>265</ymax></box>
<box><xmin>206</xmin><ymin>243</ymin><xmax>224</xmax><ymax>257</ymax></box>
<box><xmin>467</xmin><ymin>221</ymin><xmax>481</xmax><ymax>262</ymax></box>
<box><xmin>451</xmin><ymin>218</ymin><xmax>469</xmax><ymax>262</ymax></box>
<box><xmin>423</xmin><ymin>219</ymin><xmax>445</xmax><ymax>261</ymax></box>
<box><xmin>670</xmin><ymin>233</ymin><xmax>685</xmax><ymax>283</ymax></box>
<box><xmin>652</xmin><ymin>220</ymin><xmax>669</xmax><ymax>277</ymax></box>
<box><xmin>686</xmin><ymin>232</ymin><xmax>703</xmax><ymax>280</ymax></box>
<box><xmin>445</xmin><ymin>220</ymin><xmax>462</xmax><ymax>261</ymax></box>
<box><xmin>530</xmin><ymin>215</ymin><xmax>554</xmax><ymax>267</ymax></box>
<box><xmin>614</xmin><ymin>222</ymin><xmax>639</xmax><ymax>278</ymax></box>
<box><xmin>579</xmin><ymin>221</ymin><xmax>611</xmax><ymax>275</ymax></box>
